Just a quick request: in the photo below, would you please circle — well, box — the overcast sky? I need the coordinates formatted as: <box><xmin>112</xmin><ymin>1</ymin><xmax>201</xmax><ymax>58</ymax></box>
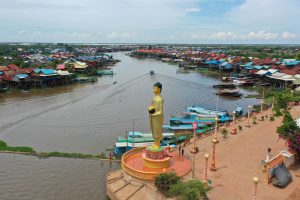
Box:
<box><xmin>0</xmin><ymin>0</ymin><xmax>299</xmax><ymax>44</ymax></box>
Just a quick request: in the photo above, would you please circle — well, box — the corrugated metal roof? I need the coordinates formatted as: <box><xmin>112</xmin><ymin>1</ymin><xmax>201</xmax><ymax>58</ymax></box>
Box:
<box><xmin>256</xmin><ymin>70</ymin><xmax>268</xmax><ymax>75</ymax></box>
<box><xmin>15</xmin><ymin>74</ymin><xmax>29</xmax><ymax>79</ymax></box>
<box><xmin>34</xmin><ymin>68</ymin><xmax>56</xmax><ymax>75</ymax></box>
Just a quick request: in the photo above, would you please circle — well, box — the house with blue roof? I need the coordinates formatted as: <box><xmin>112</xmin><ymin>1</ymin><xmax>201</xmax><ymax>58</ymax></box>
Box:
<box><xmin>12</xmin><ymin>74</ymin><xmax>29</xmax><ymax>82</ymax></box>
<box><xmin>205</xmin><ymin>60</ymin><xmax>220</xmax><ymax>68</ymax></box>
<box><xmin>219</xmin><ymin>62</ymin><xmax>233</xmax><ymax>71</ymax></box>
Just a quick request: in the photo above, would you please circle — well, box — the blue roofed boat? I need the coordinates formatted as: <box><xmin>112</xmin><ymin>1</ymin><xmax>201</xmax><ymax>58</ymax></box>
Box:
<box><xmin>234</xmin><ymin>107</ymin><xmax>243</xmax><ymax>117</ymax></box>
<box><xmin>97</xmin><ymin>70</ymin><xmax>114</xmax><ymax>76</ymax></box>
<box><xmin>113</xmin><ymin>131</ymin><xmax>184</xmax><ymax>158</ymax></box>
<box><xmin>185</xmin><ymin>106</ymin><xmax>232</xmax><ymax>122</ymax></box>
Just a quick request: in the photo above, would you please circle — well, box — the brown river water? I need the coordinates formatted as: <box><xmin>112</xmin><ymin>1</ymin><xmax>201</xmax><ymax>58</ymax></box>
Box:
<box><xmin>0</xmin><ymin>52</ymin><xmax>259</xmax><ymax>200</ymax></box>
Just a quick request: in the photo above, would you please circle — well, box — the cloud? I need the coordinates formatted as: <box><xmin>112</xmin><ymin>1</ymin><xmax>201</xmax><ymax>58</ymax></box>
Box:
<box><xmin>106</xmin><ymin>32</ymin><xmax>137</xmax><ymax>39</ymax></box>
<box><xmin>186</xmin><ymin>7</ymin><xmax>201</xmax><ymax>13</ymax></box>
<box><xmin>0</xmin><ymin>0</ymin><xmax>299</xmax><ymax>43</ymax></box>
<box><xmin>282</xmin><ymin>32</ymin><xmax>296</xmax><ymax>39</ymax></box>
<box><xmin>227</xmin><ymin>0</ymin><xmax>300</xmax><ymax>30</ymax></box>
<box><xmin>246</xmin><ymin>31</ymin><xmax>279</xmax><ymax>40</ymax></box>
<box><xmin>210</xmin><ymin>32</ymin><xmax>236</xmax><ymax>40</ymax></box>
<box><xmin>190</xmin><ymin>31</ymin><xmax>297</xmax><ymax>41</ymax></box>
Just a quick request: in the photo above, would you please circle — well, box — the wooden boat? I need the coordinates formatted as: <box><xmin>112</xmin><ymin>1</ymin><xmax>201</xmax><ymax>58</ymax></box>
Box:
<box><xmin>0</xmin><ymin>86</ymin><xmax>8</xmax><ymax>93</ymax></box>
<box><xmin>169</xmin><ymin>117</ymin><xmax>215</xmax><ymax>126</ymax></box>
<box><xmin>162</xmin><ymin>124</ymin><xmax>212</xmax><ymax>135</ymax></box>
<box><xmin>97</xmin><ymin>70</ymin><xmax>114</xmax><ymax>76</ymax></box>
<box><xmin>233</xmin><ymin>80</ymin><xmax>254</xmax><ymax>86</ymax></box>
<box><xmin>217</xmin><ymin>89</ymin><xmax>242</xmax><ymax>97</ymax></box>
<box><xmin>186</xmin><ymin>106</ymin><xmax>228</xmax><ymax>117</ymax></box>
<box><xmin>212</xmin><ymin>83</ymin><xmax>236</xmax><ymax>89</ymax></box>
<box><xmin>234</xmin><ymin>107</ymin><xmax>243</xmax><ymax>117</ymax></box>
<box><xmin>74</xmin><ymin>76</ymin><xmax>97</xmax><ymax>83</ymax></box>
<box><xmin>113</xmin><ymin>131</ymin><xmax>183</xmax><ymax>157</ymax></box>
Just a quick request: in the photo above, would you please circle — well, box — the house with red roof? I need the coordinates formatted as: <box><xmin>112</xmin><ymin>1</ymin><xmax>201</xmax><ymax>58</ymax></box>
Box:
<box><xmin>7</xmin><ymin>64</ymin><xmax>19</xmax><ymax>71</ymax></box>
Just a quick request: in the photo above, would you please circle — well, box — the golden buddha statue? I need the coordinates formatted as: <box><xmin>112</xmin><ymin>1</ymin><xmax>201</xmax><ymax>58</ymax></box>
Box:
<box><xmin>148</xmin><ymin>82</ymin><xmax>164</xmax><ymax>150</ymax></box>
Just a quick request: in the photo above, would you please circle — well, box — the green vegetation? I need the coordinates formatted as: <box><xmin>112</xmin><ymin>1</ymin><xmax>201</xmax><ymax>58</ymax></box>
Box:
<box><xmin>0</xmin><ymin>140</ymin><xmax>109</xmax><ymax>160</ymax></box>
<box><xmin>155</xmin><ymin>172</ymin><xmax>209</xmax><ymax>199</ymax></box>
<box><xmin>0</xmin><ymin>140</ymin><xmax>35</xmax><ymax>152</ymax></box>
<box><xmin>221</xmin><ymin>128</ymin><xmax>228</xmax><ymax>138</ymax></box>
<box><xmin>238</xmin><ymin>125</ymin><xmax>243</xmax><ymax>131</ymax></box>
<box><xmin>168</xmin><ymin>179</ymin><xmax>209</xmax><ymax>200</ymax></box>
<box><xmin>154</xmin><ymin>172</ymin><xmax>180</xmax><ymax>195</ymax></box>
<box><xmin>272</xmin><ymin>90</ymin><xmax>300</xmax><ymax>156</ymax></box>
<box><xmin>276</xmin><ymin>112</ymin><xmax>300</xmax><ymax>156</ymax></box>
<box><xmin>295</xmin><ymin>52</ymin><xmax>300</xmax><ymax>60</ymax></box>
<box><xmin>252</xmin><ymin>119</ymin><xmax>257</xmax><ymax>124</ymax></box>
<box><xmin>38</xmin><ymin>151</ymin><xmax>105</xmax><ymax>159</ymax></box>
<box><xmin>270</xmin><ymin>116</ymin><xmax>275</xmax><ymax>121</ymax></box>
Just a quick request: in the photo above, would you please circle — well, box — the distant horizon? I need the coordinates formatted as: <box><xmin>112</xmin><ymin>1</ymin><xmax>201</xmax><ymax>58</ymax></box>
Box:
<box><xmin>0</xmin><ymin>0</ymin><xmax>299</xmax><ymax>44</ymax></box>
<box><xmin>0</xmin><ymin>42</ymin><xmax>299</xmax><ymax>46</ymax></box>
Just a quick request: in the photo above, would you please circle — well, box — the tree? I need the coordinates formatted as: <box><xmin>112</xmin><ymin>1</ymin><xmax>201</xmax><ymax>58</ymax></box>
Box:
<box><xmin>273</xmin><ymin>90</ymin><xmax>300</xmax><ymax>156</ymax></box>
<box><xmin>272</xmin><ymin>89</ymin><xmax>292</xmax><ymax>116</ymax></box>
<box><xmin>277</xmin><ymin>111</ymin><xmax>300</xmax><ymax>155</ymax></box>
<box><xmin>168</xmin><ymin>179</ymin><xmax>209</xmax><ymax>200</ymax></box>
<box><xmin>154</xmin><ymin>172</ymin><xmax>180</xmax><ymax>195</ymax></box>
<box><xmin>296</xmin><ymin>52</ymin><xmax>300</xmax><ymax>60</ymax></box>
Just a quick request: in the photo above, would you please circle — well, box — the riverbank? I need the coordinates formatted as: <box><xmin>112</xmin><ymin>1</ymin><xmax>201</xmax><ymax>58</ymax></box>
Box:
<box><xmin>0</xmin><ymin>140</ymin><xmax>120</xmax><ymax>161</ymax></box>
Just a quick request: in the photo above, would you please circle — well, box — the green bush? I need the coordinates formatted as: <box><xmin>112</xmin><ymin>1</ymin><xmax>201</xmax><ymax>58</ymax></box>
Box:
<box><xmin>154</xmin><ymin>172</ymin><xmax>180</xmax><ymax>195</ymax></box>
<box><xmin>238</xmin><ymin>125</ymin><xmax>243</xmax><ymax>131</ymax></box>
<box><xmin>168</xmin><ymin>179</ymin><xmax>209</xmax><ymax>200</ymax></box>
<box><xmin>270</xmin><ymin>116</ymin><xmax>275</xmax><ymax>121</ymax></box>
<box><xmin>0</xmin><ymin>140</ymin><xmax>34</xmax><ymax>152</ymax></box>
<box><xmin>221</xmin><ymin>128</ymin><xmax>228</xmax><ymax>138</ymax></box>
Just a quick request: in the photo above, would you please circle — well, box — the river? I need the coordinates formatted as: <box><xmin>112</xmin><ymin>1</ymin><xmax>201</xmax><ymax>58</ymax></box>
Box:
<box><xmin>0</xmin><ymin>52</ymin><xmax>259</xmax><ymax>200</ymax></box>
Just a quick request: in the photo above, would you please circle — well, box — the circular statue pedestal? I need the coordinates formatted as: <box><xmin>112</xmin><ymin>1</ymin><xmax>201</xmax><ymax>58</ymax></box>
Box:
<box><xmin>143</xmin><ymin>146</ymin><xmax>170</xmax><ymax>169</ymax></box>
<box><xmin>143</xmin><ymin>154</ymin><xmax>170</xmax><ymax>169</ymax></box>
<box><xmin>122</xmin><ymin>147</ymin><xmax>191</xmax><ymax>180</ymax></box>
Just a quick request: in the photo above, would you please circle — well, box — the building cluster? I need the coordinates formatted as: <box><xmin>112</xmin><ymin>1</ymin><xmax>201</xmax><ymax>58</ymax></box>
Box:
<box><xmin>0</xmin><ymin>47</ymin><xmax>117</xmax><ymax>90</ymax></box>
<box><xmin>133</xmin><ymin>48</ymin><xmax>300</xmax><ymax>89</ymax></box>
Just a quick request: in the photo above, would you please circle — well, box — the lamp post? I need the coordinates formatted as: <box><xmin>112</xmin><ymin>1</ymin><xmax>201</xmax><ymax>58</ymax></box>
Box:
<box><xmin>213</xmin><ymin>117</ymin><xmax>219</xmax><ymax>142</ymax></box>
<box><xmin>190</xmin><ymin>121</ymin><xmax>198</xmax><ymax>154</ymax></box>
<box><xmin>260</xmin><ymin>99</ymin><xmax>264</xmax><ymax>114</ymax></box>
<box><xmin>271</xmin><ymin>96</ymin><xmax>275</xmax><ymax>115</ymax></box>
<box><xmin>204</xmin><ymin>154</ymin><xmax>209</xmax><ymax>185</ymax></box>
<box><xmin>246</xmin><ymin>105</ymin><xmax>251</xmax><ymax>127</ymax></box>
<box><xmin>253</xmin><ymin>177</ymin><xmax>259</xmax><ymax>200</ymax></box>
<box><xmin>210</xmin><ymin>138</ymin><xmax>218</xmax><ymax>171</ymax></box>
<box><xmin>231</xmin><ymin>111</ymin><xmax>237</xmax><ymax>134</ymax></box>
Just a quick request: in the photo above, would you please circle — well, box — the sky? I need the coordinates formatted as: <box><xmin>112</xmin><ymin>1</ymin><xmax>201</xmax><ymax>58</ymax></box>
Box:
<box><xmin>0</xmin><ymin>0</ymin><xmax>299</xmax><ymax>44</ymax></box>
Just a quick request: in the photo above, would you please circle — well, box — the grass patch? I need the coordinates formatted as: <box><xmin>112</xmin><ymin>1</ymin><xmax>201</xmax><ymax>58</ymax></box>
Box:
<box><xmin>0</xmin><ymin>140</ymin><xmax>109</xmax><ymax>160</ymax></box>
<box><xmin>0</xmin><ymin>140</ymin><xmax>35</xmax><ymax>153</ymax></box>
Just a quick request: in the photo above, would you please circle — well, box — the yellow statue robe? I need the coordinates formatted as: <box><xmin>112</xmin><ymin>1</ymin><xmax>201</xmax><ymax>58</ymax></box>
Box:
<box><xmin>150</xmin><ymin>94</ymin><xmax>163</xmax><ymax>147</ymax></box>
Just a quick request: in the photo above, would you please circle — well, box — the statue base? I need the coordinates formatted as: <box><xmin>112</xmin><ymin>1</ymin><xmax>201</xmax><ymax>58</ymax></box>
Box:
<box><xmin>143</xmin><ymin>153</ymin><xmax>170</xmax><ymax>169</ymax></box>
<box><xmin>122</xmin><ymin>147</ymin><xmax>191</xmax><ymax>180</ymax></box>
<box><xmin>143</xmin><ymin>146</ymin><xmax>170</xmax><ymax>169</ymax></box>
